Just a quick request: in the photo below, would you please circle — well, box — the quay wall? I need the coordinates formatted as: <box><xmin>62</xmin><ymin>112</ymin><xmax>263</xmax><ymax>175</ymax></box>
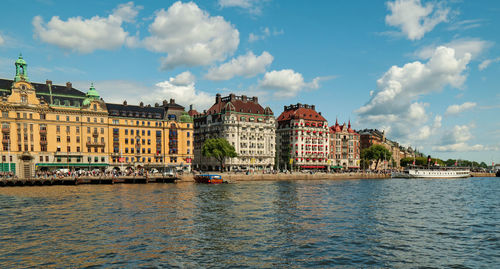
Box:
<box><xmin>178</xmin><ymin>173</ymin><xmax>390</xmax><ymax>182</ymax></box>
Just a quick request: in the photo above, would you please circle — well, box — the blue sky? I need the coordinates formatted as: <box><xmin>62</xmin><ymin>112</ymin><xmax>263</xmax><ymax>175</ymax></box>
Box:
<box><xmin>0</xmin><ymin>0</ymin><xmax>499</xmax><ymax>164</ymax></box>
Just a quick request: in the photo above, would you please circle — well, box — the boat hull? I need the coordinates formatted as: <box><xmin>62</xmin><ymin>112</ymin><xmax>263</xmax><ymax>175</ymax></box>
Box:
<box><xmin>194</xmin><ymin>175</ymin><xmax>225</xmax><ymax>184</ymax></box>
<box><xmin>392</xmin><ymin>169</ymin><xmax>470</xmax><ymax>178</ymax></box>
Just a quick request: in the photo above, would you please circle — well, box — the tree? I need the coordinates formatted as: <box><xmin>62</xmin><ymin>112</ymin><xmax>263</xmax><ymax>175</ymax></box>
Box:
<box><xmin>202</xmin><ymin>138</ymin><xmax>237</xmax><ymax>172</ymax></box>
<box><xmin>361</xmin><ymin>144</ymin><xmax>392</xmax><ymax>170</ymax></box>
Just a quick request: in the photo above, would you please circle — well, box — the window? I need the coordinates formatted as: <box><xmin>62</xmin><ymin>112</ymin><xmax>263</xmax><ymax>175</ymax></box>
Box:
<box><xmin>100</xmin><ymin>128</ymin><xmax>104</xmax><ymax>134</ymax></box>
<box><xmin>93</xmin><ymin>104</ymin><xmax>97</xmax><ymax>111</ymax></box>
<box><xmin>87</xmin><ymin>127</ymin><xmax>90</xmax><ymax>134</ymax></box>
<box><xmin>56</xmin><ymin>126</ymin><xmax>60</xmax><ymax>133</ymax></box>
<box><xmin>87</xmin><ymin>117</ymin><xmax>90</xmax><ymax>122</ymax></box>
<box><xmin>94</xmin><ymin>118</ymin><xmax>97</xmax><ymax>123</ymax></box>
<box><xmin>66</xmin><ymin>126</ymin><xmax>70</xmax><ymax>133</ymax></box>
<box><xmin>67</xmin><ymin>136</ymin><xmax>71</xmax><ymax>142</ymax></box>
<box><xmin>29</xmin><ymin>113</ymin><xmax>33</xmax><ymax>119</ymax></box>
<box><xmin>40</xmin><ymin>156</ymin><xmax>43</xmax><ymax>162</ymax></box>
<box><xmin>142</xmin><ymin>130</ymin><xmax>145</xmax><ymax>136</ymax></box>
<box><xmin>66</xmin><ymin>116</ymin><xmax>70</xmax><ymax>121</ymax></box>
<box><xmin>67</xmin><ymin>146</ymin><xmax>71</xmax><ymax>152</ymax></box>
<box><xmin>125</xmin><ymin>138</ymin><xmax>128</xmax><ymax>144</ymax></box>
<box><xmin>187</xmin><ymin>132</ymin><xmax>190</xmax><ymax>137</ymax></box>
<box><xmin>76</xmin><ymin>127</ymin><xmax>80</xmax><ymax>134</ymax></box>
<box><xmin>76</xmin><ymin>136</ymin><xmax>80</xmax><ymax>143</ymax></box>
<box><xmin>21</xmin><ymin>95</ymin><xmax>27</xmax><ymax>104</ymax></box>
<box><xmin>57</xmin><ymin>146</ymin><xmax>61</xmax><ymax>152</ymax></box>
<box><xmin>56</xmin><ymin>136</ymin><xmax>61</xmax><ymax>142</ymax></box>
<box><xmin>77</xmin><ymin>146</ymin><xmax>80</xmax><ymax>152</ymax></box>
<box><xmin>101</xmin><ymin>118</ymin><xmax>104</xmax><ymax>123</ymax></box>
<box><xmin>125</xmin><ymin>129</ymin><xmax>128</xmax><ymax>135</ymax></box>
<box><xmin>131</xmin><ymin>130</ymin><xmax>134</xmax><ymax>135</ymax></box>
<box><xmin>76</xmin><ymin>116</ymin><xmax>79</xmax><ymax>122</ymax></box>
<box><xmin>56</xmin><ymin>115</ymin><xmax>60</xmax><ymax>121</ymax></box>
<box><xmin>148</xmin><ymin>148</ymin><xmax>151</xmax><ymax>154</ymax></box>
<box><xmin>147</xmin><ymin>130</ymin><xmax>150</xmax><ymax>136</ymax></box>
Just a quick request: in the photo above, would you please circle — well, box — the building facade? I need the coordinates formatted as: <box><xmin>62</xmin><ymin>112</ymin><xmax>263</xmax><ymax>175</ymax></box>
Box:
<box><xmin>359</xmin><ymin>128</ymin><xmax>400</xmax><ymax>169</ymax></box>
<box><xmin>0</xmin><ymin>55</ymin><xmax>193</xmax><ymax>178</ymax></box>
<box><xmin>193</xmin><ymin>93</ymin><xmax>275</xmax><ymax>171</ymax></box>
<box><xmin>276</xmin><ymin>104</ymin><xmax>329</xmax><ymax>171</ymax></box>
<box><xmin>329</xmin><ymin>120</ymin><xmax>360</xmax><ymax>169</ymax></box>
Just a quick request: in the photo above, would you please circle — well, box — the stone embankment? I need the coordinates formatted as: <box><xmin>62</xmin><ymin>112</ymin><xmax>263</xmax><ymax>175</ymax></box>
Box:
<box><xmin>178</xmin><ymin>172</ymin><xmax>390</xmax><ymax>182</ymax></box>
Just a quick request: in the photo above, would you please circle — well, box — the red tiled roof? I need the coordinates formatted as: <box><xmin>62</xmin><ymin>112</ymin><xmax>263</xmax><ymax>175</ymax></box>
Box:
<box><xmin>277</xmin><ymin>107</ymin><xmax>326</xmax><ymax>122</ymax></box>
<box><xmin>188</xmin><ymin>109</ymin><xmax>199</xmax><ymax>116</ymax></box>
<box><xmin>206</xmin><ymin>99</ymin><xmax>265</xmax><ymax>115</ymax></box>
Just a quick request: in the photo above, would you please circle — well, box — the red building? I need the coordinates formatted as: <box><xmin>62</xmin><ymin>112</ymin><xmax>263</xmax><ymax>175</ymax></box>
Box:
<box><xmin>329</xmin><ymin>120</ymin><xmax>360</xmax><ymax>169</ymax></box>
<box><xmin>276</xmin><ymin>103</ymin><xmax>329</xmax><ymax>171</ymax></box>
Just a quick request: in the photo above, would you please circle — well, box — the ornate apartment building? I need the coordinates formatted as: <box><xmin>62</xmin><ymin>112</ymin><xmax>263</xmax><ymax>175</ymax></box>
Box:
<box><xmin>359</xmin><ymin>128</ymin><xmax>400</xmax><ymax>169</ymax></box>
<box><xmin>192</xmin><ymin>93</ymin><xmax>275</xmax><ymax>171</ymax></box>
<box><xmin>276</xmin><ymin>104</ymin><xmax>329</xmax><ymax>170</ymax></box>
<box><xmin>329</xmin><ymin>120</ymin><xmax>360</xmax><ymax>169</ymax></box>
<box><xmin>0</xmin><ymin>55</ymin><xmax>193</xmax><ymax>178</ymax></box>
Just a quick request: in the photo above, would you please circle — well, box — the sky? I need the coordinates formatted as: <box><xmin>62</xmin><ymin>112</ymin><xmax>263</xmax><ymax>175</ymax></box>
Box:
<box><xmin>0</xmin><ymin>0</ymin><xmax>499</xmax><ymax>164</ymax></box>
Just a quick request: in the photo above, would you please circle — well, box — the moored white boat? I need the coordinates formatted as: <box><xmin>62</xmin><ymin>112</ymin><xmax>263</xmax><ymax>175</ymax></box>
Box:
<box><xmin>392</xmin><ymin>166</ymin><xmax>470</xmax><ymax>178</ymax></box>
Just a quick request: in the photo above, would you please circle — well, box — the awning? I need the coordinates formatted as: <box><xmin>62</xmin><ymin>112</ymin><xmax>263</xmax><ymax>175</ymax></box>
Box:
<box><xmin>35</xmin><ymin>163</ymin><xmax>109</xmax><ymax>167</ymax></box>
<box><xmin>331</xmin><ymin>165</ymin><xmax>343</xmax><ymax>169</ymax></box>
<box><xmin>300</xmin><ymin>165</ymin><xmax>326</xmax><ymax>169</ymax></box>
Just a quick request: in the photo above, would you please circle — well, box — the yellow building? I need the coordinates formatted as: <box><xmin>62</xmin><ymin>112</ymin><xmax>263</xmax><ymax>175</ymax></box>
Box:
<box><xmin>0</xmin><ymin>55</ymin><xmax>193</xmax><ymax>178</ymax></box>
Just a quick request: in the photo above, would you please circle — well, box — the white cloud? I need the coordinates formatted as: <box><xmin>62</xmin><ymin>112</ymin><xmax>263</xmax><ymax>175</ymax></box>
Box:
<box><xmin>0</xmin><ymin>34</ymin><xmax>4</xmax><ymax>46</ymax></box>
<box><xmin>143</xmin><ymin>1</ymin><xmax>239</xmax><ymax>70</ymax></box>
<box><xmin>433</xmin><ymin>124</ymin><xmax>485</xmax><ymax>152</ymax></box>
<box><xmin>248</xmin><ymin>27</ymin><xmax>283</xmax><ymax>42</ymax></box>
<box><xmin>78</xmin><ymin>72</ymin><xmax>212</xmax><ymax>111</ymax></box>
<box><xmin>415</xmin><ymin>38</ymin><xmax>492</xmax><ymax>60</ymax></box>
<box><xmin>218</xmin><ymin>0</ymin><xmax>264</xmax><ymax>15</ymax></box>
<box><xmin>445</xmin><ymin>102</ymin><xmax>476</xmax><ymax>116</ymax></box>
<box><xmin>385</xmin><ymin>0</ymin><xmax>449</xmax><ymax>40</ymax></box>
<box><xmin>205</xmin><ymin>51</ymin><xmax>273</xmax><ymax>80</ymax></box>
<box><xmin>356</xmin><ymin>46</ymin><xmax>471</xmax><ymax>142</ymax></box>
<box><xmin>152</xmin><ymin>72</ymin><xmax>213</xmax><ymax>109</ymax></box>
<box><xmin>32</xmin><ymin>2</ymin><xmax>141</xmax><ymax>53</ymax></box>
<box><xmin>258</xmin><ymin>69</ymin><xmax>328</xmax><ymax>98</ymax></box>
<box><xmin>479</xmin><ymin>57</ymin><xmax>500</xmax><ymax>71</ymax></box>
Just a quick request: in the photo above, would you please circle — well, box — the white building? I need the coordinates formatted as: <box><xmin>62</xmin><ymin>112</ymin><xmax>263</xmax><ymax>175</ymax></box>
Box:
<box><xmin>192</xmin><ymin>94</ymin><xmax>275</xmax><ymax>171</ymax></box>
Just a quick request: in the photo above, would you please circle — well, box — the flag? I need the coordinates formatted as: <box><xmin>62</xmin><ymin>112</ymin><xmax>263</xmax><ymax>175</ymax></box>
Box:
<box><xmin>455</xmin><ymin>161</ymin><xmax>457</xmax><ymax>166</ymax></box>
<box><xmin>412</xmin><ymin>160</ymin><xmax>415</xmax><ymax>165</ymax></box>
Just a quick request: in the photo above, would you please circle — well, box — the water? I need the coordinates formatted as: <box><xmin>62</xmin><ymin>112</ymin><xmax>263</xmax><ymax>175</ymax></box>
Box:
<box><xmin>0</xmin><ymin>178</ymin><xmax>499</xmax><ymax>268</ymax></box>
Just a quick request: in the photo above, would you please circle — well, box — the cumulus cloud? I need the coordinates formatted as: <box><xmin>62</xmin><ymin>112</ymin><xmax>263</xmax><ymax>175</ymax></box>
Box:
<box><xmin>0</xmin><ymin>34</ymin><xmax>4</xmax><ymax>46</ymax></box>
<box><xmin>151</xmin><ymin>72</ymin><xmax>213</xmax><ymax>109</ymax></box>
<box><xmin>445</xmin><ymin>102</ymin><xmax>476</xmax><ymax>116</ymax></box>
<box><xmin>385</xmin><ymin>0</ymin><xmax>449</xmax><ymax>40</ymax></box>
<box><xmin>143</xmin><ymin>1</ymin><xmax>239</xmax><ymax>70</ymax></box>
<box><xmin>415</xmin><ymin>38</ymin><xmax>492</xmax><ymax>60</ymax></box>
<box><xmin>433</xmin><ymin>124</ymin><xmax>485</xmax><ymax>152</ymax></box>
<box><xmin>258</xmin><ymin>69</ymin><xmax>329</xmax><ymax>98</ymax></box>
<box><xmin>205</xmin><ymin>51</ymin><xmax>273</xmax><ymax>80</ymax></box>
<box><xmin>32</xmin><ymin>2</ymin><xmax>141</xmax><ymax>53</ymax></box>
<box><xmin>248</xmin><ymin>27</ymin><xmax>283</xmax><ymax>42</ymax></box>
<box><xmin>218</xmin><ymin>0</ymin><xmax>264</xmax><ymax>15</ymax></box>
<box><xmin>356</xmin><ymin>46</ymin><xmax>471</xmax><ymax>142</ymax></box>
<box><xmin>479</xmin><ymin>57</ymin><xmax>500</xmax><ymax>70</ymax></box>
<box><xmin>82</xmin><ymin>72</ymin><xmax>212</xmax><ymax>110</ymax></box>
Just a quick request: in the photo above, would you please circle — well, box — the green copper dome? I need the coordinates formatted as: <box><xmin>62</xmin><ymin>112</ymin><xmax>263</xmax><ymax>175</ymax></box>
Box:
<box><xmin>86</xmin><ymin>83</ymin><xmax>100</xmax><ymax>98</ymax></box>
<box><xmin>179</xmin><ymin>112</ymin><xmax>193</xmax><ymax>123</ymax></box>
<box><xmin>14</xmin><ymin>53</ymin><xmax>29</xmax><ymax>82</ymax></box>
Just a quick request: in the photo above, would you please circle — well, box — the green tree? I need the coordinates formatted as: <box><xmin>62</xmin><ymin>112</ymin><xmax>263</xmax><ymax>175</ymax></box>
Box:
<box><xmin>361</xmin><ymin>144</ymin><xmax>392</xmax><ymax>170</ymax></box>
<box><xmin>202</xmin><ymin>138</ymin><xmax>237</xmax><ymax>172</ymax></box>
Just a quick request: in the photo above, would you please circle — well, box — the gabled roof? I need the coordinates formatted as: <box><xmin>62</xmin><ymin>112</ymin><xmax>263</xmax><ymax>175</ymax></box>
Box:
<box><xmin>204</xmin><ymin>94</ymin><xmax>271</xmax><ymax>116</ymax></box>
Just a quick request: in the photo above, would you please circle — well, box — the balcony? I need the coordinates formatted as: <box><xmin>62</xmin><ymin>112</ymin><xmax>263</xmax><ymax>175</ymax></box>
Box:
<box><xmin>92</xmin><ymin>131</ymin><xmax>99</xmax><ymax>138</ymax></box>
<box><xmin>86</xmin><ymin>141</ymin><xmax>105</xmax><ymax>147</ymax></box>
<box><xmin>2</xmin><ymin>127</ymin><xmax>10</xmax><ymax>133</ymax></box>
<box><xmin>40</xmin><ymin>140</ymin><xmax>47</xmax><ymax>145</ymax></box>
<box><xmin>2</xmin><ymin>139</ymin><xmax>9</xmax><ymax>144</ymax></box>
<box><xmin>39</xmin><ymin>129</ymin><xmax>47</xmax><ymax>134</ymax></box>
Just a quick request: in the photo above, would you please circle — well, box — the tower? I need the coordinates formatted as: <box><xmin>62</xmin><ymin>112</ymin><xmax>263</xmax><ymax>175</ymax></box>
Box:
<box><xmin>14</xmin><ymin>54</ymin><xmax>29</xmax><ymax>82</ymax></box>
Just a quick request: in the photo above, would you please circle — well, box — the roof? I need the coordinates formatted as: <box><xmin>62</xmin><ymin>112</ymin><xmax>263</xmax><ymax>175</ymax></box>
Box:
<box><xmin>106</xmin><ymin>103</ymin><xmax>165</xmax><ymax>119</ymax></box>
<box><xmin>204</xmin><ymin>94</ymin><xmax>272</xmax><ymax>116</ymax></box>
<box><xmin>329</xmin><ymin>120</ymin><xmax>358</xmax><ymax>134</ymax></box>
<box><xmin>0</xmin><ymin>78</ymin><xmax>86</xmax><ymax>107</ymax></box>
<box><xmin>277</xmin><ymin>104</ymin><xmax>326</xmax><ymax>122</ymax></box>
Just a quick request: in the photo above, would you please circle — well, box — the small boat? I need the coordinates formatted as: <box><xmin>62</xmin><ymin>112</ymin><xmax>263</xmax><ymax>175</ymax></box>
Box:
<box><xmin>194</xmin><ymin>174</ymin><xmax>227</xmax><ymax>184</ymax></box>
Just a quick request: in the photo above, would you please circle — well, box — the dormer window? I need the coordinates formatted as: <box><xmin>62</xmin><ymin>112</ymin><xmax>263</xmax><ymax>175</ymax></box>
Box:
<box><xmin>93</xmin><ymin>104</ymin><xmax>97</xmax><ymax>111</ymax></box>
<box><xmin>21</xmin><ymin>94</ymin><xmax>27</xmax><ymax>104</ymax></box>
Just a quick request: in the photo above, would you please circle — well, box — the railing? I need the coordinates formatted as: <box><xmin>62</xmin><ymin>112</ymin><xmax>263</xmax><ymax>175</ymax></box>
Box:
<box><xmin>86</xmin><ymin>141</ymin><xmax>105</xmax><ymax>147</ymax></box>
<box><xmin>2</xmin><ymin>128</ymin><xmax>10</xmax><ymax>133</ymax></box>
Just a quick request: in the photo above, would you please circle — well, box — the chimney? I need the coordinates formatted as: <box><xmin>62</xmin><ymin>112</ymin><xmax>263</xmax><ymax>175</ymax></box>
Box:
<box><xmin>190</xmin><ymin>104</ymin><xmax>193</xmax><ymax>111</ymax></box>
<box><xmin>319</xmin><ymin>112</ymin><xmax>321</xmax><ymax>115</ymax></box>
<box><xmin>170</xmin><ymin>98</ymin><xmax>175</xmax><ymax>104</ymax></box>
<box><xmin>163</xmin><ymin>100</ymin><xmax>168</xmax><ymax>106</ymax></box>
<box><xmin>284</xmin><ymin>105</ymin><xmax>287</xmax><ymax>111</ymax></box>
<box><xmin>139</xmin><ymin>101</ymin><xmax>144</xmax><ymax>107</ymax></box>
<box><xmin>216</xmin><ymin>93</ymin><xmax>221</xmax><ymax>103</ymax></box>
<box><xmin>123</xmin><ymin>100</ymin><xmax>127</xmax><ymax>106</ymax></box>
<box><xmin>311</xmin><ymin>105</ymin><xmax>315</xmax><ymax>110</ymax></box>
<box><xmin>154</xmin><ymin>103</ymin><xmax>159</xmax><ymax>107</ymax></box>
<box><xmin>242</xmin><ymin>95</ymin><xmax>247</xmax><ymax>102</ymax></box>
<box><xmin>304</xmin><ymin>104</ymin><xmax>309</xmax><ymax>109</ymax></box>
<box><xmin>252</xmin><ymin>96</ymin><xmax>258</xmax><ymax>103</ymax></box>
<box><xmin>147</xmin><ymin>104</ymin><xmax>151</xmax><ymax>107</ymax></box>
<box><xmin>230</xmin><ymin>93</ymin><xmax>235</xmax><ymax>101</ymax></box>
<box><xmin>46</xmin><ymin>80</ymin><xmax>52</xmax><ymax>86</ymax></box>
<box><xmin>66</xmin><ymin>82</ymin><xmax>72</xmax><ymax>89</ymax></box>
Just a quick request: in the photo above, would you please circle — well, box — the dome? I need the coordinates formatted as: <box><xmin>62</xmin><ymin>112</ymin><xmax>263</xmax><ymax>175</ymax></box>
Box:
<box><xmin>86</xmin><ymin>83</ymin><xmax>100</xmax><ymax>98</ymax></box>
<box><xmin>15</xmin><ymin>54</ymin><xmax>27</xmax><ymax>65</ymax></box>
